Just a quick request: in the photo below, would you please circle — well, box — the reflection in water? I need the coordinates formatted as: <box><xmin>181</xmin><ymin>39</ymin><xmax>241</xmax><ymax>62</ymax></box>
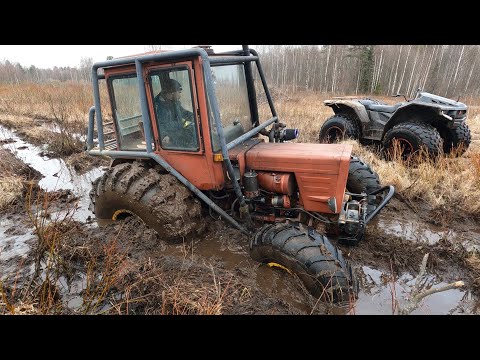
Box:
<box><xmin>351</xmin><ymin>266</ymin><xmax>476</xmax><ymax>315</ymax></box>
<box><xmin>376</xmin><ymin>216</ymin><xmax>455</xmax><ymax>244</ymax></box>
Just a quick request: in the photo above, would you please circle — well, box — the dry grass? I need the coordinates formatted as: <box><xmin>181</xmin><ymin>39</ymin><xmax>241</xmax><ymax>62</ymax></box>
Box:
<box><xmin>0</xmin><ymin>176</ymin><xmax>24</xmax><ymax>210</ymax></box>
<box><xmin>115</xmin><ymin>256</ymin><xmax>247</xmax><ymax>315</ymax></box>
<box><xmin>0</xmin><ymin>82</ymin><xmax>112</xmax><ymax>156</ymax></box>
<box><xmin>0</xmin><ymin>148</ymin><xmax>36</xmax><ymax>209</ymax></box>
<box><xmin>0</xmin><ymin>82</ymin><xmax>91</xmax><ymax>120</ymax></box>
<box><xmin>0</xmin><ymin>148</ymin><xmax>31</xmax><ymax>176</ymax></box>
<box><xmin>0</xmin><ymin>113</ymin><xmax>37</xmax><ymax>130</ymax></box>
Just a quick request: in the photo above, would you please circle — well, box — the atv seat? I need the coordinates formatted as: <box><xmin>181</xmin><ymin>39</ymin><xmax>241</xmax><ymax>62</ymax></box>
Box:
<box><xmin>359</xmin><ymin>100</ymin><xmax>403</xmax><ymax>113</ymax></box>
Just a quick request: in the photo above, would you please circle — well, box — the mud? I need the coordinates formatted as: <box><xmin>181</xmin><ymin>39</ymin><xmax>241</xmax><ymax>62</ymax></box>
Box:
<box><xmin>1</xmin><ymin>122</ymin><xmax>480</xmax><ymax>315</ymax></box>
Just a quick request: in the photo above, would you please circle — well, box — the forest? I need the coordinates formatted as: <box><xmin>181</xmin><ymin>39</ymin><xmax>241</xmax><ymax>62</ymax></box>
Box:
<box><xmin>1</xmin><ymin>45</ymin><xmax>478</xmax><ymax>101</ymax></box>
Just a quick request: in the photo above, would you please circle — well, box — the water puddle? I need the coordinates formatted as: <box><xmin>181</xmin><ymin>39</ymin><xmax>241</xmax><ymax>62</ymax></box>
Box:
<box><xmin>376</xmin><ymin>215</ymin><xmax>456</xmax><ymax>244</ymax></box>
<box><xmin>0</xmin><ymin>216</ymin><xmax>36</xmax><ymax>280</ymax></box>
<box><xmin>375</xmin><ymin>212</ymin><xmax>480</xmax><ymax>254</ymax></box>
<box><xmin>148</xmin><ymin>228</ymin><xmax>478</xmax><ymax>315</ymax></box>
<box><xmin>148</xmin><ymin>229</ymin><xmax>318</xmax><ymax>314</ymax></box>
<box><xmin>0</xmin><ymin>124</ymin><xmax>105</xmax><ymax>281</ymax></box>
<box><xmin>351</xmin><ymin>266</ymin><xmax>476</xmax><ymax>315</ymax></box>
<box><xmin>0</xmin><ymin>125</ymin><xmax>105</xmax><ymax>223</ymax></box>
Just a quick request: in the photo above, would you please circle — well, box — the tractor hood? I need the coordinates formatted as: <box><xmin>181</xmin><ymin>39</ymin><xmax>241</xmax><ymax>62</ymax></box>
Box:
<box><xmin>244</xmin><ymin>142</ymin><xmax>353</xmax><ymax>214</ymax></box>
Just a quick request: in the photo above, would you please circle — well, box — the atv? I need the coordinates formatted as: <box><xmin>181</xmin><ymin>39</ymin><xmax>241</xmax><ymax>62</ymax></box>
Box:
<box><xmin>319</xmin><ymin>89</ymin><xmax>471</xmax><ymax>158</ymax></box>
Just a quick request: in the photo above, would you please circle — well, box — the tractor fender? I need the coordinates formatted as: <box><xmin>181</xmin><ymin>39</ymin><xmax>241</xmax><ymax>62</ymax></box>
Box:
<box><xmin>324</xmin><ymin>100</ymin><xmax>370</xmax><ymax>124</ymax></box>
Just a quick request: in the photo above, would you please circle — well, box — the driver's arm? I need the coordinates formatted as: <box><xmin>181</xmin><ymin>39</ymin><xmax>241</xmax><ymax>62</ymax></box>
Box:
<box><xmin>180</xmin><ymin>105</ymin><xmax>194</xmax><ymax>122</ymax></box>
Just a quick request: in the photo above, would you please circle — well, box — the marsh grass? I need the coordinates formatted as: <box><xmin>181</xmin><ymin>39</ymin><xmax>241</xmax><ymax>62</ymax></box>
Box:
<box><xmin>0</xmin><ymin>148</ymin><xmax>36</xmax><ymax>209</ymax></box>
<box><xmin>0</xmin><ymin>82</ymin><xmax>112</xmax><ymax>156</ymax></box>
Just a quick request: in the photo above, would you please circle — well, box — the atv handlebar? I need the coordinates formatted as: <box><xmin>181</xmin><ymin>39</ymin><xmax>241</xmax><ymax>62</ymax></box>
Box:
<box><xmin>391</xmin><ymin>93</ymin><xmax>408</xmax><ymax>102</ymax></box>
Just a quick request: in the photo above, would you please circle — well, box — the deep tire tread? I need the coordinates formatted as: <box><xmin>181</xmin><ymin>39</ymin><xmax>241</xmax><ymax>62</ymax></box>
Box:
<box><xmin>319</xmin><ymin>114</ymin><xmax>360</xmax><ymax>143</ymax></box>
<box><xmin>92</xmin><ymin>162</ymin><xmax>205</xmax><ymax>241</ymax></box>
<box><xmin>347</xmin><ymin>156</ymin><xmax>381</xmax><ymax>193</ymax></box>
<box><xmin>383</xmin><ymin>121</ymin><xmax>443</xmax><ymax>156</ymax></box>
<box><xmin>445</xmin><ymin>122</ymin><xmax>471</xmax><ymax>155</ymax></box>
<box><xmin>250</xmin><ymin>223</ymin><xmax>357</xmax><ymax>303</ymax></box>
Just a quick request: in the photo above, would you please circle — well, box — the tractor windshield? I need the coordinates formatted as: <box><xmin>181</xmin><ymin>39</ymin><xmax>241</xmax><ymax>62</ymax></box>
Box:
<box><xmin>209</xmin><ymin>64</ymin><xmax>252</xmax><ymax>151</ymax></box>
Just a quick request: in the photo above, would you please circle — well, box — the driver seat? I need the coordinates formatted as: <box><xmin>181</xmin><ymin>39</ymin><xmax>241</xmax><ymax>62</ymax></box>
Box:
<box><xmin>359</xmin><ymin>100</ymin><xmax>403</xmax><ymax>113</ymax></box>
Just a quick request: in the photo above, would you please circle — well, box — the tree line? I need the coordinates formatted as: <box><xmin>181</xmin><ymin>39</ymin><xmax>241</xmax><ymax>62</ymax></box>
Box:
<box><xmin>0</xmin><ymin>57</ymin><xmax>94</xmax><ymax>84</ymax></box>
<box><xmin>256</xmin><ymin>45</ymin><xmax>480</xmax><ymax>99</ymax></box>
<box><xmin>2</xmin><ymin>46</ymin><xmax>480</xmax><ymax>100</ymax></box>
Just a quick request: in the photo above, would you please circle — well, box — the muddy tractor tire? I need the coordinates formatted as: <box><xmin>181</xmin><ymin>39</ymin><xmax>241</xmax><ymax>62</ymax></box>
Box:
<box><xmin>250</xmin><ymin>223</ymin><xmax>358</xmax><ymax>303</ymax></box>
<box><xmin>382</xmin><ymin>121</ymin><xmax>443</xmax><ymax>159</ymax></box>
<box><xmin>347</xmin><ymin>156</ymin><xmax>381</xmax><ymax>194</ymax></box>
<box><xmin>443</xmin><ymin>122</ymin><xmax>472</xmax><ymax>155</ymax></box>
<box><xmin>91</xmin><ymin>162</ymin><xmax>205</xmax><ymax>241</ymax></box>
<box><xmin>319</xmin><ymin>115</ymin><xmax>360</xmax><ymax>143</ymax></box>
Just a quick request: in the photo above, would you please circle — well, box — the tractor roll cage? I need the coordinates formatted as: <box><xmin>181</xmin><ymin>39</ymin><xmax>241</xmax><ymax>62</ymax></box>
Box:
<box><xmin>87</xmin><ymin>46</ymin><xmax>278</xmax><ymax>235</ymax></box>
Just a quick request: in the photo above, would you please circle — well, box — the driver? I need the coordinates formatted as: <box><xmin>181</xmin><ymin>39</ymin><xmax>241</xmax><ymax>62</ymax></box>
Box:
<box><xmin>154</xmin><ymin>78</ymin><xmax>196</xmax><ymax>148</ymax></box>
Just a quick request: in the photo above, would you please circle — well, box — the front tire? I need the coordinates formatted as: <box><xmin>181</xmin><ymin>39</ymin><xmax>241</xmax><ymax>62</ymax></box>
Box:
<box><xmin>319</xmin><ymin>114</ymin><xmax>360</xmax><ymax>143</ymax></box>
<box><xmin>91</xmin><ymin>162</ymin><xmax>205</xmax><ymax>241</ymax></box>
<box><xmin>443</xmin><ymin>122</ymin><xmax>471</xmax><ymax>155</ymax></box>
<box><xmin>250</xmin><ymin>223</ymin><xmax>358</xmax><ymax>303</ymax></box>
<box><xmin>382</xmin><ymin>122</ymin><xmax>443</xmax><ymax>159</ymax></box>
<box><xmin>347</xmin><ymin>156</ymin><xmax>381</xmax><ymax>194</ymax></box>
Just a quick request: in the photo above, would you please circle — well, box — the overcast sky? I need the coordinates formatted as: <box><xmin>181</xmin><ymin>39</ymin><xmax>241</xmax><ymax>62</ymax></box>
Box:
<box><xmin>0</xmin><ymin>45</ymin><xmax>241</xmax><ymax>69</ymax></box>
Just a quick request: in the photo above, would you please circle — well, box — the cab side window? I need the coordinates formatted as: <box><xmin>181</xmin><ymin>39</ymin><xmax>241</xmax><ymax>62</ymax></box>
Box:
<box><xmin>150</xmin><ymin>67</ymin><xmax>199</xmax><ymax>151</ymax></box>
<box><xmin>110</xmin><ymin>75</ymin><xmax>146</xmax><ymax>151</ymax></box>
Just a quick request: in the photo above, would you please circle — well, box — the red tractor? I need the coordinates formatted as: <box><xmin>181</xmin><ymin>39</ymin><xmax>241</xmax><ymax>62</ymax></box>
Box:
<box><xmin>87</xmin><ymin>45</ymin><xmax>394</xmax><ymax>303</ymax></box>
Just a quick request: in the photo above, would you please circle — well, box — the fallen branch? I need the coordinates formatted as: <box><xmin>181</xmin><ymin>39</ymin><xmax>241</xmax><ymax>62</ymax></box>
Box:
<box><xmin>398</xmin><ymin>253</ymin><xmax>464</xmax><ymax>315</ymax></box>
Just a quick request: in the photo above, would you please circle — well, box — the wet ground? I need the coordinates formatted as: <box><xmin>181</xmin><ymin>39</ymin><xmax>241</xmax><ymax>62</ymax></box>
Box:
<box><xmin>1</xmin><ymin>123</ymin><xmax>480</xmax><ymax>315</ymax></box>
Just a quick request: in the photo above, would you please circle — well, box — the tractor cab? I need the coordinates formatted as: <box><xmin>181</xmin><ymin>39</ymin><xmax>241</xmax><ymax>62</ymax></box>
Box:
<box><xmin>89</xmin><ymin>46</ymin><xmax>274</xmax><ymax>192</ymax></box>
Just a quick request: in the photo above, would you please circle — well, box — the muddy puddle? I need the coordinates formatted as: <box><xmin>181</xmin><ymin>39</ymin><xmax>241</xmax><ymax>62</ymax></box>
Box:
<box><xmin>0</xmin><ymin>125</ymin><xmax>105</xmax><ymax>223</ymax></box>
<box><xmin>353</xmin><ymin>266</ymin><xmax>477</xmax><ymax>315</ymax></box>
<box><xmin>375</xmin><ymin>210</ymin><xmax>480</xmax><ymax>253</ymax></box>
<box><xmin>1</xmin><ymin>123</ymin><xmax>479</xmax><ymax>314</ymax></box>
<box><xmin>376</xmin><ymin>215</ymin><xmax>455</xmax><ymax>244</ymax></box>
<box><xmin>0</xmin><ymin>215</ymin><xmax>36</xmax><ymax>278</ymax></box>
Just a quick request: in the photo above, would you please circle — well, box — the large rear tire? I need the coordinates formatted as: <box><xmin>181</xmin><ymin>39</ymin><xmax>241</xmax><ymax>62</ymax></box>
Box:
<box><xmin>250</xmin><ymin>223</ymin><xmax>358</xmax><ymax>303</ymax></box>
<box><xmin>91</xmin><ymin>162</ymin><xmax>205</xmax><ymax>241</ymax></box>
<box><xmin>319</xmin><ymin>114</ymin><xmax>360</xmax><ymax>143</ymax></box>
<box><xmin>382</xmin><ymin>121</ymin><xmax>443</xmax><ymax>159</ymax></box>
<box><xmin>443</xmin><ymin>122</ymin><xmax>471</xmax><ymax>155</ymax></box>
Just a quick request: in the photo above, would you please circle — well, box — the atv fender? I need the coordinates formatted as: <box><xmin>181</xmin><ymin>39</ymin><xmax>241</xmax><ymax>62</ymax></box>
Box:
<box><xmin>324</xmin><ymin>100</ymin><xmax>370</xmax><ymax>124</ymax></box>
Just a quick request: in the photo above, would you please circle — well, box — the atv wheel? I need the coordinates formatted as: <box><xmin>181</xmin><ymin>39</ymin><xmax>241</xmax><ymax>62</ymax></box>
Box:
<box><xmin>382</xmin><ymin>122</ymin><xmax>443</xmax><ymax>159</ymax></box>
<box><xmin>250</xmin><ymin>223</ymin><xmax>358</xmax><ymax>303</ymax></box>
<box><xmin>319</xmin><ymin>115</ymin><xmax>360</xmax><ymax>143</ymax></box>
<box><xmin>347</xmin><ymin>156</ymin><xmax>381</xmax><ymax>194</ymax></box>
<box><xmin>443</xmin><ymin>122</ymin><xmax>471</xmax><ymax>155</ymax></box>
<box><xmin>91</xmin><ymin>162</ymin><xmax>205</xmax><ymax>241</ymax></box>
